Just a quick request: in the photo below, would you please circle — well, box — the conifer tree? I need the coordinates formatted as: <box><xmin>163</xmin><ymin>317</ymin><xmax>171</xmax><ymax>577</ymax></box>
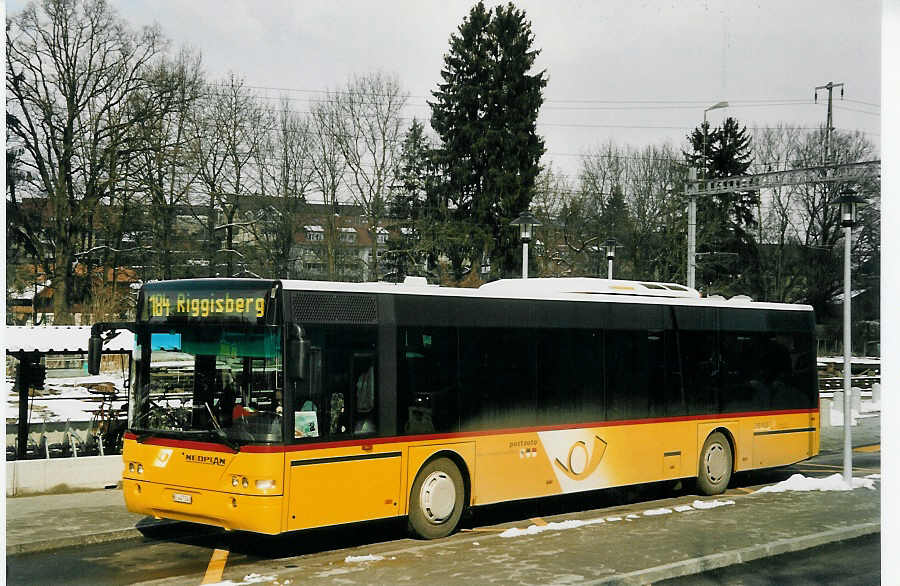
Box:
<box><xmin>430</xmin><ymin>1</ymin><xmax>547</xmax><ymax>279</ymax></box>
<box><xmin>684</xmin><ymin>116</ymin><xmax>759</xmax><ymax>294</ymax></box>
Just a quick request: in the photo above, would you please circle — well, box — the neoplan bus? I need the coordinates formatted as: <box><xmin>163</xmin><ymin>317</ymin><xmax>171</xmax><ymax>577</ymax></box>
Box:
<box><xmin>89</xmin><ymin>276</ymin><xmax>819</xmax><ymax>539</ymax></box>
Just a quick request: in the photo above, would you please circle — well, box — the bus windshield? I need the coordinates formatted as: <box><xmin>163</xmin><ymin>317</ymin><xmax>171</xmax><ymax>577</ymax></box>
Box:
<box><xmin>130</xmin><ymin>325</ymin><xmax>283</xmax><ymax>444</ymax></box>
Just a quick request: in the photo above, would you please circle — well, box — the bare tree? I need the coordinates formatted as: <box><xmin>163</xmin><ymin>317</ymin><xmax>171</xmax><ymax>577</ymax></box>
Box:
<box><xmin>624</xmin><ymin>143</ymin><xmax>686</xmax><ymax>282</ymax></box>
<box><xmin>252</xmin><ymin>97</ymin><xmax>316</xmax><ymax>278</ymax></box>
<box><xmin>529</xmin><ymin>165</ymin><xmax>574</xmax><ymax>277</ymax></box>
<box><xmin>6</xmin><ymin>0</ymin><xmax>164</xmax><ymax>322</ymax></box>
<box><xmin>751</xmin><ymin>124</ymin><xmax>805</xmax><ymax>302</ymax></box>
<box><xmin>333</xmin><ymin>72</ymin><xmax>407</xmax><ymax>281</ymax></box>
<box><xmin>187</xmin><ymin>74</ymin><xmax>264</xmax><ymax>277</ymax></box>
<box><xmin>309</xmin><ymin>97</ymin><xmax>348</xmax><ymax>279</ymax></box>
<box><xmin>131</xmin><ymin>48</ymin><xmax>206</xmax><ymax>281</ymax></box>
<box><xmin>214</xmin><ymin>75</ymin><xmax>265</xmax><ymax>277</ymax></box>
<box><xmin>788</xmin><ymin>128</ymin><xmax>877</xmax><ymax>316</ymax></box>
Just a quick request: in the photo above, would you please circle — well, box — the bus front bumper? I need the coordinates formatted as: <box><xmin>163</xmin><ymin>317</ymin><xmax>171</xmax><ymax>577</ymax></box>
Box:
<box><xmin>123</xmin><ymin>479</ymin><xmax>283</xmax><ymax>534</ymax></box>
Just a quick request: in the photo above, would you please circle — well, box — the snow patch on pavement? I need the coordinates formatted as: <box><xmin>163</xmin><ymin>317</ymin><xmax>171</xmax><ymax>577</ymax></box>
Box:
<box><xmin>692</xmin><ymin>499</ymin><xmax>735</xmax><ymax>510</ymax></box>
<box><xmin>499</xmin><ymin>497</ymin><xmax>738</xmax><ymax>539</ymax></box>
<box><xmin>499</xmin><ymin>517</ymin><xmax>606</xmax><ymax>538</ymax></box>
<box><xmin>204</xmin><ymin>574</ymin><xmax>277</xmax><ymax>586</ymax></box>
<box><xmin>755</xmin><ymin>473</ymin><xmax>876</xmax><ymax>493</ymax></box>
<box><xmin>345</xmin><ymin>554</ymin><xmax>385</xmax><ymax>563</ymax></box>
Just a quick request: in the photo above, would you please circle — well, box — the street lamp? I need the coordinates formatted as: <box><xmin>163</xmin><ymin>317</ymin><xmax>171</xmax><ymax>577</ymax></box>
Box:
<box><xmin>605</xmin><ymin>238</ymin><xmax>617</xmax><ymax>279</ymax></box>
<box><xmin>510</xmin><ymin>211</ymin><xmax>542</xmax><ymax>279</ymax></box>
<box><xmin>703</xmin><ymin>101</ymin><xmax>729</xmax><ymax>180</ymax></box>
<box><xmin>688</xmin><ymin>101</ymin><xmax>729</xmax><ymax>290</ymax></box>
<box><xmin>830</xmin><ymin>188</ymin><xmax>866</xmax><ymax>484</ymax></box>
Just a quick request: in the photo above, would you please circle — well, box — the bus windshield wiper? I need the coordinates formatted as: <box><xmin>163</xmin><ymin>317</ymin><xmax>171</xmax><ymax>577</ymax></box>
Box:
<box><xmin>205</xmin><ymin>402</ymin><xmax>240</xmax><ymax>453</ymax></box>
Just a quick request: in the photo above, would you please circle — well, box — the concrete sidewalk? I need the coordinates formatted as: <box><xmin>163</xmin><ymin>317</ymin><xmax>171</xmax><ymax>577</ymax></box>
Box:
<box><xmin>6</xmin><ymin>416</ymin><xmax>881</xmax><ymax>583</ymax></box>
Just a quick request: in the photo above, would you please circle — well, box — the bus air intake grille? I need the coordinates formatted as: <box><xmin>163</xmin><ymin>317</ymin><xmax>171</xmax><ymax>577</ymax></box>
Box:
<box><xmin>292</xmin><ymin>293</ymin><xmax>377</xmax><ymax>324</ymax></box>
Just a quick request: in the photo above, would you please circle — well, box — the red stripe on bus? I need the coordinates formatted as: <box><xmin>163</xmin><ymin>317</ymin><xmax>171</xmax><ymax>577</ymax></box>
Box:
<box><xmin>122</xmin><ymin>433</ymin><xmax>237</xmax><ymax>453</ymax></box>
<box><xmin>125</xmin><ymin>408</ymin><xmax>817</xmax><ymax>454</ymax></box>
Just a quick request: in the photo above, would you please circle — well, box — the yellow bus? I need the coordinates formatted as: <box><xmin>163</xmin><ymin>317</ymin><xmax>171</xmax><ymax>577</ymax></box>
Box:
<box><xmin>89</xmin><ymin>276</ymin><xmax>819</xmax><ymax>539</ymax></box>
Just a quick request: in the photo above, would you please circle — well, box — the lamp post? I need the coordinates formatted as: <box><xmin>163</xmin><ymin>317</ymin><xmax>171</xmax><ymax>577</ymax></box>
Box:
<box><xmin>688</xmin><ymin>101</ymin><xmax>729</xmax><ymax>290</ymax></box>
<box><xmin>605</xmin><ymin>238</ymin><xmax>617</xmax><ymax>279</ymax></box>
<box><xmin>510</xmin><ymin>211</ymin><xmax>542</xmax><ymax>279</ymax></box>
<box><xmin>831</xmin><ymin>188</ymin><xmax>865</xmax><ymax>484</ymax></box>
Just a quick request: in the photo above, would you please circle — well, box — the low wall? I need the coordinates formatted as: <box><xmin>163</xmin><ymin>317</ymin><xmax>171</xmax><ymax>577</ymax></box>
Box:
<box><xmin>6</xmin><ymin>454</ymin><xmax>122</xmax><ymax>496</ymax></box>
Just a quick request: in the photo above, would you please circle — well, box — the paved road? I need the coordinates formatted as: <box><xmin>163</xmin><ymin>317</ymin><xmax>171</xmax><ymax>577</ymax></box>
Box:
<box><xmin>659</xmin><ymin>533</ymin><xmax>881</xmax><ymax>585</ymax></box>
<box><xmin>7</xmin><ymin>448</ymin><xmax>881</xmax><ymax>586</ymax></box>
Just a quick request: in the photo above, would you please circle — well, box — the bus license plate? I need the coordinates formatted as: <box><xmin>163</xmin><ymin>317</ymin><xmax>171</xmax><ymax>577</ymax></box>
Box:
<box><xmin>172</xmin><ymin>492</ymin><xmax>192</xmax><ymax>504</ymax></box>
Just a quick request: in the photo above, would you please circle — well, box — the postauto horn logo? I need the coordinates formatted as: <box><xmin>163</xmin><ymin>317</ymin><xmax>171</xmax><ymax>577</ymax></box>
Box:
<box><xmin>554</xmin><ymin>435</ymin><xmax>607</xmax><ymax>481</ymax></box>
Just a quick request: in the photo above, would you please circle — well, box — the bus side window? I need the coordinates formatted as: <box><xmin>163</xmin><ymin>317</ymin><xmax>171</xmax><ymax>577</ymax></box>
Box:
<box><xmin>352</xmin><ymin>353</ymin><xmax>376</xmax><ymax>435</ymax></box>
<box><xmin>330</xmin><ymin>392</ymin><xmax>346</xmax><ymax>434</ymax></box>
<box><xmin>294</xmin><ymin>348</ymin><xmax>322</xmax><ymax>439</ymax></box>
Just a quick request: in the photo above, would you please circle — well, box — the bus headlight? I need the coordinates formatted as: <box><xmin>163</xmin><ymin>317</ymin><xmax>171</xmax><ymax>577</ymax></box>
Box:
<box><xmin>129</xmin><ymin>462</ymin><xmax>135</xmax><ymax>473</ymax></box>
<box><xmin>255</xmin><ymin>479</ymin><xmax>275</xmax><ymax>490</ymax></box>
<box><xmin>232</xmin><ymin>476</ymin><xmax>239</xmax><ymax>487</ymax></box>
<box><xmin>137</xmin><ymin>464</ymin><xmax>143</xmax><ymax>475</ymax></box>
<box><xmin>241</xmin><ymin>477</ymin><xmax>249</xmax><ymax>489</ymax></box>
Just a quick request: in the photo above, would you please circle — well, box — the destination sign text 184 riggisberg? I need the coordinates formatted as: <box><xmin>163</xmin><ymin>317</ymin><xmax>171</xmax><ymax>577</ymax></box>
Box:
<box><xmin>145</xmin><ymin>290</ymin><xmax>266</xmax><ymax>321</ymax></box>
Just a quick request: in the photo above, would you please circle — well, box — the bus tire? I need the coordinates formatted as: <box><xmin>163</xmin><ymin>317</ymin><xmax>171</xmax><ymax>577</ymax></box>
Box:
<box><xmin>407</xmin><ymin>457</ymin><xmax>465</xmax><ymax>539</ymax></box>
<box><xmin>697</xmin><ymin>431</ymin><xmax>732</xmax><ymax>495</ymax></box>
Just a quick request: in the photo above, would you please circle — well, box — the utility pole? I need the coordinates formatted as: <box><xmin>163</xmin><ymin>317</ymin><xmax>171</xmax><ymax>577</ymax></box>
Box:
<box><xmin>687</xmin><ymin>101</ymin><xmax>729</xmax><ymax>290</ymax></box>
<box><xmin>816</xmin><ymin>81</ymin><xmax>855</xmax><ymax>486</ymax></box>
<box><xmin>815</xmin><ymin>81</ymin><xmax>844</xmax><ymax>167</ymax></box>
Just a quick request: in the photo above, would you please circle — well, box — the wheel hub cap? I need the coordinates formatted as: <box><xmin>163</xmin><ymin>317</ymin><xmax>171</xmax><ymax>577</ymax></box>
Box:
<box><xmin>705</xmin><ymin>444</ymin><xmax>727</xmax><ymax>483</ymax></box>
<box><xmin>420</xmin><ymin>471</ymin><xmax>455</xmax><ymax>522</ymax></box>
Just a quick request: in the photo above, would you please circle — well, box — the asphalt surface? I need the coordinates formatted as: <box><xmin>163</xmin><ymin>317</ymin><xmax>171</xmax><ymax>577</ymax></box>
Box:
<box><xmin>5</xmin><ymin>415</ymin><xmax>882</xmax><ymax>585</ymax></box>
<box><xmin>658</xmin><ymin>532</ymin><xmax>880</xmax><ymax>585</ymax></box>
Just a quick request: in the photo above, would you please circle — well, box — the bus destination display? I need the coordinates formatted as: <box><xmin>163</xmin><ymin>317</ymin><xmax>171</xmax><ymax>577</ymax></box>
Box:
<box><xmin>143</xmin><ymin>289</ymin><xmax>267</xmax><ymax>322</ymax></box>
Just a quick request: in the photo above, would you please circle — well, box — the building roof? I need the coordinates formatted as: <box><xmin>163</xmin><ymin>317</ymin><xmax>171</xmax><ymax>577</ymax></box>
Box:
<box><xmin>5</xmin><ymin>326</ymin><xmax>133</xmax><ymax>354</ymax></box>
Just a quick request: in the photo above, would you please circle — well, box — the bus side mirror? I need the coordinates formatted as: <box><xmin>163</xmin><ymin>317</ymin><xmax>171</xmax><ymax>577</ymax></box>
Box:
<box><xmin>287</xmin><ymin>324</ymin><xmax>309</xmax><ymax>381</ymax></box>
<box><xmin>88</xmin><ymin>334</ymin><xmax>102</xmax><ymax>375</ymax></box>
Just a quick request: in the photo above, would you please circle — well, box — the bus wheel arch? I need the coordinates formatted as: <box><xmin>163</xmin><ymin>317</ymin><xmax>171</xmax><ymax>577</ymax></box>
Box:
<box><xmin>697</xmin><ymin>429</ymin><xmax>734</xmax><ymax>495</ymax></box>
<box><xmin>407</xmin><ymin>451</ymin><xmax>470</xmax><ymax>539</ymax></box>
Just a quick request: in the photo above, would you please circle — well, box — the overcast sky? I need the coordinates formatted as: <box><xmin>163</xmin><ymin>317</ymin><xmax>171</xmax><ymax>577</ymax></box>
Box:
<box><xmin>6</xmin><ymin>0</ymin><xmax>883</xmax><ymax>182</ymax></box>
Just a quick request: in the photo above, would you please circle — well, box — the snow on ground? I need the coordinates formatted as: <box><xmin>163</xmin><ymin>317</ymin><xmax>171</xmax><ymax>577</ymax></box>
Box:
<box><xmin>754</xmin><ymin>473</ymin><xmax>877</xmax><ymax>493</ymax></box>
<box><xmin>499</xmin><ymin>517</ymin><xmax>607</xmax><ymax>538</ymax></box>
<box><xmin>692</xmin><ymin>499</ymin><xmax>735</xmax><ymax>509</ymax></box>
<box><xmin>499</xmin><ymin>498</ymin><xmax>738</xmax><ymax>538</ymax></box>
<box><xmin>5</xmin><ymin>373</ymin><xmax>128</xmax><ymax>423</ymax></box>
<box><xmin>860</xmin><ymin>401</ymin><xmax>881</xmax><ymax>413</ymax></box>
<box><xmin>344</xmin><ymin>554</ymin><xmax>385</xmax><ymax>563</ymax></box>
<box><xmin>204</xmin><ymin>574</ymin><xmax>278</xmax><ymax>586</ymax></box>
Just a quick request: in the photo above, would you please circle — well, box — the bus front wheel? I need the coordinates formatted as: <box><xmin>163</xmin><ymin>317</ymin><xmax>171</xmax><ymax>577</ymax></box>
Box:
<box><xmin>697</xmin><ymin>431</ymin><xmax>732</xmax><ymax>495</ymax></box>
<box><xmin>408</xmin><ymin>457</ymin><xmax>465</xmax><ymax>539</ymax></box>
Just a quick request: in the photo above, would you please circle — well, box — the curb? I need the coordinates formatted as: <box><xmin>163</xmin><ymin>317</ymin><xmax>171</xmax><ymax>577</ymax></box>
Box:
<box><xmin>6</xmin><ymin>520</ymin><xmax>220</xmax><ymax>556</ymax></box>
<box><xmin>589</xmin><ymin>521</ymin><xmax>881</xmax><ymax>585</ymax></box>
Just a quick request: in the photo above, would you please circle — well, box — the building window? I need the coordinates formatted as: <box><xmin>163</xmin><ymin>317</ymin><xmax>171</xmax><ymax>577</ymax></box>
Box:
<box><xmin>305</xmin><ymin>225</ymin><xmax>325</xmax><ymax>242</ymax></box>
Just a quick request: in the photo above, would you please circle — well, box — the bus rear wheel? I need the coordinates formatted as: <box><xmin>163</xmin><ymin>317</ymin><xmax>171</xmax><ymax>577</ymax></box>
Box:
<box><xmin>408</xmin><ymin>457</ymin><xmax>465</xmax><ymax>539</ymax></box>
<box><xmin>697</xmin><ymin>432</ymin><xmax>732</xmax><ymax>495</ymax></box>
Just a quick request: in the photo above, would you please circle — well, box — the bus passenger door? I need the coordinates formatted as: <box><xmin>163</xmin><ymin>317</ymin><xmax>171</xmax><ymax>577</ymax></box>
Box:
<box><xmin>286</xmin><ymin>327</ymin><xmax>401</xmax><ymax>530</ymax></box>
